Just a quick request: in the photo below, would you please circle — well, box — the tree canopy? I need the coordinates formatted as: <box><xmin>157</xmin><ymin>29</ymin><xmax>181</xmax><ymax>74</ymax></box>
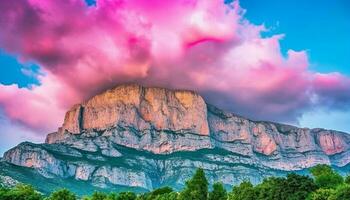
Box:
<box><xmin>48</xmin><ymin>188</ymin><xmax>76</xmax><ymax>200</ymax></box>
<box><xmin>179</xmin><ymin>168</ymin><xmax>208</xmax><ymax>200</ymax></box>
<box><xmin>310</xmin><ymin>164</ymin><xmax>344</xmax><ymax>189</ymax></box>
<box><xmin>208</xmin><ymin>182</ymin><xmax>227</xmax><ymax>200</ymax></box>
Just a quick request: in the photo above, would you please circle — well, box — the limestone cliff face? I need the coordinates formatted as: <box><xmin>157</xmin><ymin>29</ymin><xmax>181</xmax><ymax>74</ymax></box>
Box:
<box><xmin>4</xmin><ymin>84</ymin><xmax>350</xmax><ymax>191</ymax></box>
<box><xmin>60</xmin><ymin>84</ymin><xmax>209</xmax><ymax>136</ymax></box>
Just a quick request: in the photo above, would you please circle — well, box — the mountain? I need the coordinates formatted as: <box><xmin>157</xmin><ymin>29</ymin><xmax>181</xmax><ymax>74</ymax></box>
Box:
<box><xmin>2</xmin><ymin>84</ymin><xmax>350</xmax><ymax>194</ymax></box>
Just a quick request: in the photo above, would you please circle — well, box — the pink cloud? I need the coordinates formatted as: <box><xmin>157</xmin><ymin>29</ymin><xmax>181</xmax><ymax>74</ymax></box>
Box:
<box><xmin>312</xmin><ymin>73</ymin><xmax>350</xmax><ymax>108</ymax></box>
<box><xmin>0</xmin><ymin>0</ymin><xmax>349</xmax><ymax>133</ymax></box>
<box><xmin>0</xmin><ymin>73</ymin><xmax>78</xmax><ymax>131</ymax></box>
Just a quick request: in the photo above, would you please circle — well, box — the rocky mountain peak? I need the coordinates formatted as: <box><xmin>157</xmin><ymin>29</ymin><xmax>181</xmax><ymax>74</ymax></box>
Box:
<box><xmin>47</xmin><ymin>84</ymin><xmax>209</xmax><ymax>144</ymax></box>
<box><xmin>44</xmin><ymin>84</ymin><xmax>350</xmax><ymax>157</ymax></box>
<box><xmin>3</xmin><ymin>84</ymin><xmax>350</xmax><ymax>192</ymax></box>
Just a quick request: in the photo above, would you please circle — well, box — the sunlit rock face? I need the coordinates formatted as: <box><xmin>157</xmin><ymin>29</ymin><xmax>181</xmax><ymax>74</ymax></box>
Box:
<box><xmin>4</xmin><ymin>84</ymin><xmax>350</xmax><ymax>191</ymax></box>
<box><xmin>317</xmin><ymin>130</ymin><xmax>347</xmax><ymax>155</ymax></box>
<box><xmin>60</xmin><ymin>84</ymin><xmax>209</xmax><ymax>136</ymax></box>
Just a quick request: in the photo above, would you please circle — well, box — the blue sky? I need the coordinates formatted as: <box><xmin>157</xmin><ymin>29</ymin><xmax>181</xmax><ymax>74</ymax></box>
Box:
<box><xmin>239</xmin><ymin>0</ymin><xmax>350</xmax><ymax>132</ymax></box>
<box><xmin>240</xmin><ymin>0</ymin><xmax>350</xmax><ymax>75</ymax></box>
<box><xmin>0</xmin><ymin>50</ymin><xmax>40</xmax><ymax>88</ymax></box>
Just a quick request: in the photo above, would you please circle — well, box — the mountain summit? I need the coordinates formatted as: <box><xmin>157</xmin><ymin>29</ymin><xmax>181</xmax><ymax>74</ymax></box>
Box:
<box><xmin>2</xmin><ymin>84</ymin><xmax>350</xmax><ymax>193</ymax></box>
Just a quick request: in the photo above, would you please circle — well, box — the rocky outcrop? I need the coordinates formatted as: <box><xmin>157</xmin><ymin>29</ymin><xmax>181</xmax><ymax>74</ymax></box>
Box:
<box><xmin>0</xmin><ymin>175</ymin><xmax>19</xmax><ymax>187</ymax></box>
<box><xmin>3</xmin><ymin>84</ymin><xmax>350</xmax><ymax>191</ymax></box>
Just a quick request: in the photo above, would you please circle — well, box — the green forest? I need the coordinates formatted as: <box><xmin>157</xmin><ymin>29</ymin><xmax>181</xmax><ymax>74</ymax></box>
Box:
<box><xmin>1</xmin><ymin>164</ymin><xmax>350</xmax><ymax>200</ymax></box>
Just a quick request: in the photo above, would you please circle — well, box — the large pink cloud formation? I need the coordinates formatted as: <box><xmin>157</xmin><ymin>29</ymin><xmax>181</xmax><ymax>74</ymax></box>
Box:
<box><xmin>0</xmin><ymin>0</ymin><xmax>349</xmax><ymax>133</ymax></box>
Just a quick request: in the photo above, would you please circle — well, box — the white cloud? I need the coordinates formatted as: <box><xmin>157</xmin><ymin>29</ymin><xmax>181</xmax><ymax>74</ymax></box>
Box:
<box><xmin>299</xmin><ymin>108</ymin><xmax>350</xmax><ymax>133</ymax></box>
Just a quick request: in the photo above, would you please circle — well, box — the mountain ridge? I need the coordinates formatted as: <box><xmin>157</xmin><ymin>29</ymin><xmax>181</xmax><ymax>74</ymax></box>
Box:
<box><xmin>2</xmin><ymin>84</ymin><xmax>350</xmax><ymax>192</ymax></box>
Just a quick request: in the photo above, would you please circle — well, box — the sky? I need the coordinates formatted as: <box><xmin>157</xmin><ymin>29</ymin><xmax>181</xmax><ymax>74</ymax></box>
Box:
<box><xmin>0</xmin><ymin>0</ymin><xmax>349</xmax><ymax>155</ymax></box>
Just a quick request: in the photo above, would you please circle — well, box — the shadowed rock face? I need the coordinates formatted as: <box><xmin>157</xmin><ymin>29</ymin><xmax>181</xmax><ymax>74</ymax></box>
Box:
<box><xmin>3</xmin><ymin>84</ymin><xmax>350</xmax><ymax>191</ymax></box>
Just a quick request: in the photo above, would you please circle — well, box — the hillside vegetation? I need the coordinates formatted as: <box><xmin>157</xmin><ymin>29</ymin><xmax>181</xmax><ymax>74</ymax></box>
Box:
<box><xmin>1</xmin><ymin>164</ymin><xmax>350</xmax><ymax>200</ymax></box>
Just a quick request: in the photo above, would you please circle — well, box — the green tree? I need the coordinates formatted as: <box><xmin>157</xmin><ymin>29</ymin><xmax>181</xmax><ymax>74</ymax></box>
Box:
<box><xmin>310</xmin><ymin>164</ymin><xmax>344</xmax><ymax>189</ymax></box>
<box><xmin>135</xmin><ymin>193</ymin><xmax>148</xmax><ymax>200</ymax></box>
<box><xmin>179</xmin><ymin>168</ymin><xmax>208</xmax><ymax>200</ymax></box>
<box><xmin>150</xmin><ymin>186</ymin><xmax>173</xmax><ymax>196</ymax></box>
<box><xmin>48</xmin><ymin>188</ymin><xmax>76</xmax><ymax>200</ymax></box>
<box><xmin>0</xmin><ymin>184</ymin><xmax>42</xmax><ymax>200</ymax></box>
<box><xmin>228</xmin><ymin>180</ymin><xmax>255</xmax><ymax>200</ymax></box>
<box><xmin>153</xmin><ymin>192</ymin><xmax>178</xmax><ymax>200</ymax></box>
<box><xmin>91</xmin><ymin>191</ymin><xmax>108</xmax><ymax>200</ymax></box>
<box><xmin>116</xmin><ymin>191</ymin><xmax>137</xmax><ymax>200</ymax></box>
<box><xmin>141</xmin><ymin>186</ymin><xmax>173</xmax><ymax>200</ymax></box>
<box><xmin>0</xmin><ymin>186</ymin><xmax>9</xmax><ymax>199</ymax></box>
<box><xmin>255</xmin><ymin>174</ymin><xmax>316</xmax><ymax>200</ymax></box>
<box><xmin>256</xmin><ymin>177</ymin><xmax>285</xmax><ymax>200</ymax></box>
<box><xmin>282</xmin><ymin>173</ymin><xmax>317</xmax><ymax>200</ymax></box>
<box><xmin>208</xmin><ymin>182</ymin><xmax>227</xmax><ymax>200</ymax></box>
<box><xmin>329</xmin><ymin>184</ymin><xmax>350</xmax><ymax>200</ymax></box>
<box><xmin>310</xmin><ymin>188</ymin><xmax>334</xmax><ymax>200</ymax></box>
<box><xmin>106</xmin><ymin>193</ymin><xmax>118</xmax><ymax>200</ymax></box>
<box><xmin>344</xmin><ymin>174</ymin><xmax>350</xmax><ymax>185</ymax></box>
<box><xmin>310</xmin><ymin>164</ymin><xmax>334</xmax><ymax>176</ymax></box>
